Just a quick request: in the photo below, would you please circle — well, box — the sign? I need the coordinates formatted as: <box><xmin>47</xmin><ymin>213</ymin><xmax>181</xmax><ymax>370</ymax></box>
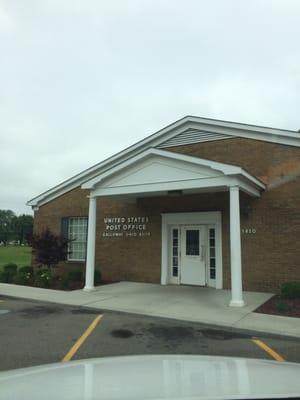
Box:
<box><xmin>242</xmin><ymin>228</ymin><xmax>256</xmax><ymax>234</ymax></box>
<box><xmin>102</xmin><ymin>216</ymin><xmax>151</xmax><ymax>238</ymax></box>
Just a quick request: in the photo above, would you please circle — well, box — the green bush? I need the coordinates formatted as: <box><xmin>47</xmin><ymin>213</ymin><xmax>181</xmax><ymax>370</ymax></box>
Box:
<box><xmin>94</xmin><ymin>269</ymin><xmax>101</xmax><ymax>285</ymax></box>
<box><xmin>0</xmin><ymin>270</ymin><xmax>18</xmax><ymax>284</ymax></box>
<box><xmin>12</xmin><ymin>265</ymin><xmax>34</xmax><ymax>286</ymax></box>
<box><xmin>35</xmin><ymin>269</ymin><xmax>52</xmax><ymax>288</ymax></box>
<box><xmin>68</xmin><ymin>270</ymin><xmax>83</xmax><ymax>282</ymax></box>
<box><xmin>18</xmin><ymin>266</ymin><xmax>34</xmax><ymax>275</ymax></box>
<box><xmin>0</xmin><ymin>271</ymin><xmax>8</xmax><ymax>283</ymax></box>
<box><xmin>3</xmin><ymin>263</ymin><xmax>18</xmax><ymax>273</ymax></box>
<box><xmin>1</xmin><ymin>263</ymin><xmax>18</xmax><ymax>283</ymax></box>
<box><xmin>275</xmin><ymin>300</ymin><xmax>291</xmax><ymax>313</ymax></box>
<box><xmin>60</xmin><ymin>277</ymin><xmax>70</xmax><ymax>290</ymax></box>
<box><xmin>13</xmin><ymin>271</ymin><xmax>33</xmax><ymax>286</ymax></box>
<box><xmin>281</xmin><ymin>282</ymin><xmax>300</xmax><ymax>299</ymax></box>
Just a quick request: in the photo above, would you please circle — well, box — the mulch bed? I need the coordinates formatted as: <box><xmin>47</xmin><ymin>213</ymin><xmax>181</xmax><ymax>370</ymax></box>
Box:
<box><xmin>255</xmin><ymin>295</ymin><xmax>300</xmax><ymax>318</ymax></box>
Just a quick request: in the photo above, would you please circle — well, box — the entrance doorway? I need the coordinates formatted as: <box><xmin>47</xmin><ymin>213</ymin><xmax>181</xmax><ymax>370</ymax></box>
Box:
<box><xmin>181</xmin><ymin>226</ymin><xmax>206</xmax><ymax>285</ymax></box>
<box><xmin>161</xmin><ymin>212</ymin><xmax>222</xmax><ymax>289</ymax></box>
<box><xmin>169</xmin><ymin>224</ymin><xmax>217</xmax><ymax>287</ymax></box>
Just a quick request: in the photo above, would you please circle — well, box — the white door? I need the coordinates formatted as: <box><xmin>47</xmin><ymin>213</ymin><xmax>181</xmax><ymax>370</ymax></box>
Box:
<box><xmin>180</xmin><ymin>226</ymin><xmax>206</xmax><ymax>285</ymax></box>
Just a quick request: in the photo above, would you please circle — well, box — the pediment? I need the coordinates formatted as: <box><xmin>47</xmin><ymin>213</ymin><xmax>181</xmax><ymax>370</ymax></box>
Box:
<box><xmin>81</xmin><ymin>148</ymin><xmax>264</xmax><ymax>198</ymax></box>
<box><xmin>99</xmin><ymin>155</ymin><xmax>222</xmax><ymax>189</ymax></box>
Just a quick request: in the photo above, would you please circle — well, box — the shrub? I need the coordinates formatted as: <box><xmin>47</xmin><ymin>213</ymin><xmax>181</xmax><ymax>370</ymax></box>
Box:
<box><xmin>68</xmin><ymin>270</ymin><xmax>83</xmax><ymax>282</ymax></box>
<box><xmin>29</xmin><ymin>228</ymin><xmax>72</xmax><ymax>269</ymax></box>
<box><xmin>60</xmin><ymin>277</ymin><xmax>70</xmax><ymax>290</ymax></box>
<box><xmin>13</xmin><ymin>271</ymin><xmax>33</xmax><ymax>286</ymax></box>
<box><xmin>1</xmin><ymin>263</ymin><xmax>18</xmax><ymax>283</ymax></box>
<box><xmin>3</xmin><ymin>263</ymin><xmax>18</xmax><ymax>273</ymax></box>
<box><xmin>0</xmin><ymin>271</ymin><xmax>8</xmax><ymax>283</ymax></box>
<box><xmin>94</xmin><ymin>269</ymin><xmax>101</xmax><ymax>285</ymax></box>
<box><xmin>13</xmin><ymin>265</ymin><xmax>34</xmax><ymax>286</ymax></box>
<box><xmin>18</xmin><ymin>266</ymin><xmax>34</xmax><ymax>275</ymax></box>
<box><xmin>281</xmin><ymin>282</ymin><xmax>300</xmax><ymax>299</ymax></box>
<box><xmin>275</xmin><ymin>300</ymin><xmax>291</xmax><ymax>313</ymax></box>
<box><xmin>35</xmin><ymin>269</ymin><xmax>52</xmax><ymax>288</ymax></box>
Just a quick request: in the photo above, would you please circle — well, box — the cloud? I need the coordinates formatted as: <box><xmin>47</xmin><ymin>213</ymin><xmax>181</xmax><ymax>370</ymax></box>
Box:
<box><xmin>0</xmin><ymin>0</ymin><xmax>300</xmax><ymax>214</ymax></box>
<box><xmin>0</xmin><ymin>3</ymin><xmax>15</xmax><ymax>32</ymax></box>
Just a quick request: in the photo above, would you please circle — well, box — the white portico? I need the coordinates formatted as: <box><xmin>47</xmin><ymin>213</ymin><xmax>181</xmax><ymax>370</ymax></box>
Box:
<box><xmin>81</xmin><ymin>148</ymin><xmax>265</xmax><ymax>307</ymax></box>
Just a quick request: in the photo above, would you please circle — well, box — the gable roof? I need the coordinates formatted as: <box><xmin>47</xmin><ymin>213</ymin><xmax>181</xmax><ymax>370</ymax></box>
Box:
<box><xmin>27</xmin><ymin>115</ymin><xmax>300</xmax><ymax>208</ymax></box>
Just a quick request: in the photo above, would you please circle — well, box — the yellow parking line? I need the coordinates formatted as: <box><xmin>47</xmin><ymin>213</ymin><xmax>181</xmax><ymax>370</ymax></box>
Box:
<box><xmin>62</xmin><ymin>314</ymin><xmax>103</xmax><ymax>362</ymax></box>
<box><xmin>251</xmin><ymin>338</ymin><xmax>285</xmax><ymax>362</ymax></box>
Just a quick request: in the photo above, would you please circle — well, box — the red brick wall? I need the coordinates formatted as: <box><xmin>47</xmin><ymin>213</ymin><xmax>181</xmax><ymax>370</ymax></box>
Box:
<box><xmin>33</xmin><ymin>138</ymin><xmax>300</xmax><ymax>292</ymax></box>
<box><xmin>166</xmin><ymin>137</ymin><xmax>300</xmax><ymax>185</ymax></box>
<box><xmin>33</xmin><ymin>188</ymin><xmax>90</xmax><ymax>273</ymax></box>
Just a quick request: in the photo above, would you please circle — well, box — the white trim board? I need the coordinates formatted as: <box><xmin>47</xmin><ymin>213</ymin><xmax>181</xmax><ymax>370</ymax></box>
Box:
<box><xmin>27</xmin><ymin>115</ymin><xmax>299</xmax><ymax>208</ymax></box>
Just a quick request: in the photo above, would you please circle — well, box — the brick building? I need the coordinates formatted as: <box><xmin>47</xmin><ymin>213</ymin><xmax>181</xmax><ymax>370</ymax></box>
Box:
<box><xmin>28</xmin><ymin>116</ymin><xmax>300</xmax><ymax>306</ymax></box>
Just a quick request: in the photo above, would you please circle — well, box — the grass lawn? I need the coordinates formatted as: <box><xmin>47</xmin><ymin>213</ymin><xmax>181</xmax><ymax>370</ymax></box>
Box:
<box><xmin>0</xmin><ymin>246</ymin><xmax>32</xmax><ymax>270</ymax></box>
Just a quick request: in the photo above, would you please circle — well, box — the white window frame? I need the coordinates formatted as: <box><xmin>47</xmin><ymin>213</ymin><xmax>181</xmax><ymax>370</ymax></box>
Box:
<box><xmin>67</xmin><ymin>217</ymin><xmax>88</xmax><ymax>262</ymax></box>
<box><xmin>169</xmin><ymin>226</ymin><xmax>180</xmax><ymax>284</ymax></box>
<box><xmin>207</xmin><ymin>225</ymin><xmax>217</xmax><ymax>287</ymax></box>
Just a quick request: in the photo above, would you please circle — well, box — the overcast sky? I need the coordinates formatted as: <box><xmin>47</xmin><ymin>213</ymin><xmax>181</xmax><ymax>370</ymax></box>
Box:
<box><xmin>1</xmin><ymin>0</ymin><xmax>300</xmax><ymax>215</ymax></box>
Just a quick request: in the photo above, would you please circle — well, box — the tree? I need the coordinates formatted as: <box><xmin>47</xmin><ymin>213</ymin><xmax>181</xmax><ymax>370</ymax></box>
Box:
<box><xmin>0</xmin><ymin>211</ymin><xmax>33</xmax><ymax>245</ymax></box>
<box><xmin>29</xmin><ymin>228</ymin><xmax>71</xmax><ymax>269</ymax></box>
<box><xmin>13</xmin><ymin>214</ymin><xmax>33</xmax><ymax>245</ymax></box>
<box><xmin>0</xmin><ymin>210</ymin><xmax>16</xmax><ymax>245</ymax></box>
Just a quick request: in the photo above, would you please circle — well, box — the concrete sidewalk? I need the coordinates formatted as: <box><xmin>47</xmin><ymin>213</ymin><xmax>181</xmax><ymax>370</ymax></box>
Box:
<box><xmin>1</xmin><ymin>281</ymin><xmax>299</xmax><ymax>338</ymax></box>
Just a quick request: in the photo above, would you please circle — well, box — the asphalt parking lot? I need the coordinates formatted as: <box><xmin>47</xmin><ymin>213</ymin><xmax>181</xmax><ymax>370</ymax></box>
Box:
<box><xmin>1</xmin><ymin>296</ymin><xmax>300</xmax><ymax>371</ymax></box>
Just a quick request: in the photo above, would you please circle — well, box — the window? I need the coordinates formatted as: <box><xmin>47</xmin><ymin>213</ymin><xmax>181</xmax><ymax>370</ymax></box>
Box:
<box><xmin>172</xmin><ymin>228</ymin><xmax>179</xmax><ymax>277</ymax></box>
<box><xmin>67</xmin><ymin>217</ymin><xmax>88</xmax><ymax>261</ymax></box>
<box><xmin>209</xmin><ymin>228</ymin><xmax>216</xmax><ymax>279</ymax></box>
<box><xmin>186</xmin><ymin>230</ymin><xmax>200</xmax><ymax>256</ymax></box>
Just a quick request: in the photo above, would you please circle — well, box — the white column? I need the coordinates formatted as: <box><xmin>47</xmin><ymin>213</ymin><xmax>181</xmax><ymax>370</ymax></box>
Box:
<box><xmin>229</xmin><ymin>186</ymin><xmax>245</xmax><ymax>307</ymax></box>
<box><xmin>84</xmin><ymin>196</ymin><xmax>97</xmax><ymax>291</ymax></box>
<box><xmin>160</xmin><ymin>220</ymin><xmax>168</xmax><ymax>285</ymax></box>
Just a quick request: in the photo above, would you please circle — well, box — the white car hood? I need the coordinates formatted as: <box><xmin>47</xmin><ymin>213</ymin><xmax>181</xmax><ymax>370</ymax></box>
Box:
<box><xmin>0</xmin><ymin>355</ymin><xmax>299</xmax><ymax>400</ymax></box>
